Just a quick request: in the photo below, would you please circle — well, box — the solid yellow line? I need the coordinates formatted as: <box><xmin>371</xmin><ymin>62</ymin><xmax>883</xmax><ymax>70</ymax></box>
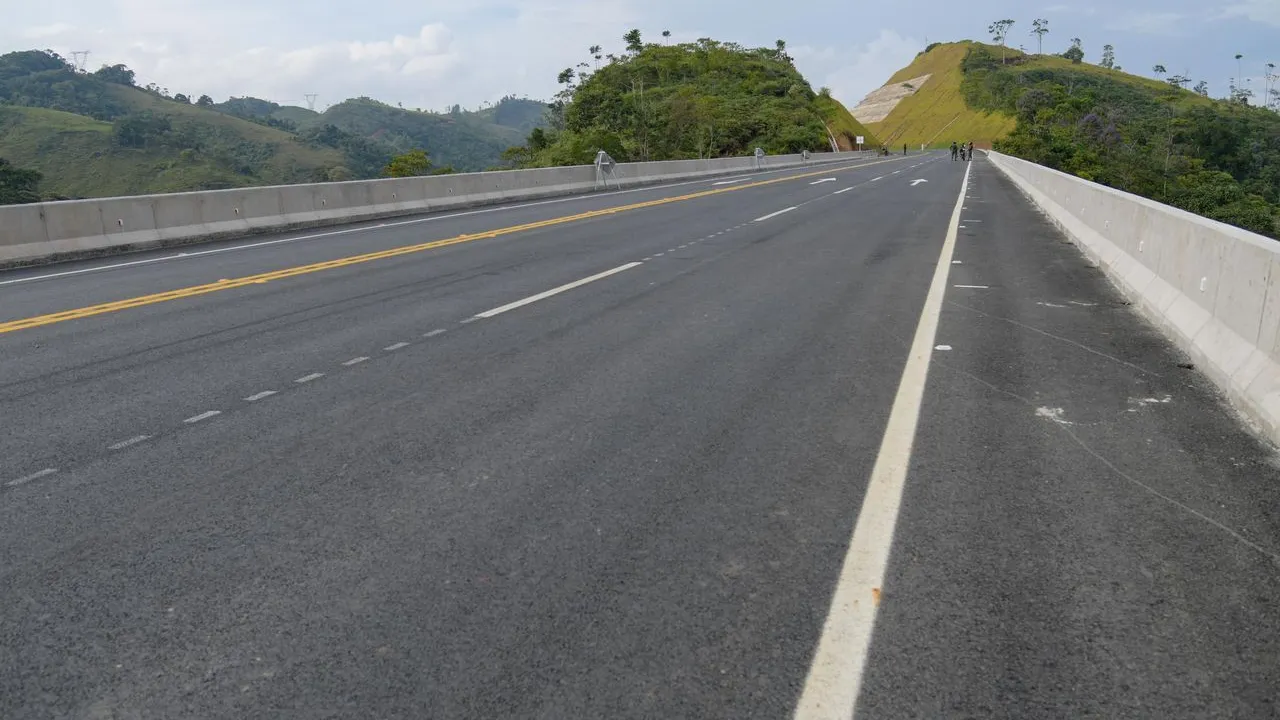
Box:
<box><xmin>0</xmin><ymin>156</ymin><xmax>909</xmax><ymax>335</ymax></box>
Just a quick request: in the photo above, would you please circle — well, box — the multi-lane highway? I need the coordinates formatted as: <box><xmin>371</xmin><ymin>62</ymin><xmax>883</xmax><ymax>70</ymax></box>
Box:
<box><xmin>2</xmin><ymin>153</ymin><xmax>1278</xmax><ymax>718</ymax></box>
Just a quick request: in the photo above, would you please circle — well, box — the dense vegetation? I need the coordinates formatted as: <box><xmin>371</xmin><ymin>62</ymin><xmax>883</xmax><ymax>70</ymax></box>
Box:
<box><xmin>961</xmin><ymin>45</ymin><xmax>1280</xmax><ymax>236</ymax></box>
<box><xmin>506</xmin><ymin>35</ymin><xmax>876</xmax><ymax>168</ymax></box>
<box><xmin>314</xmin><ymin>97</ymin><xmax>534</xmax><ymax>172</ymax></box>
<box><xmin>0</xmin><ymin>49</ymin><xmax>546</xmax><ymax>202</ymax></box>
<box><xmin>0</xmin><ymin>157</ymin><xmax>41</xmax><ymax>204</ymax></box>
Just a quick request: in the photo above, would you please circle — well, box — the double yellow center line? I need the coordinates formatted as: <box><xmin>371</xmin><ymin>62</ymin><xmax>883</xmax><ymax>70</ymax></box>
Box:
<box><xmin>0</xmin><ymin>156</ymin><xmax>908</xmax><ymax>335</ymax></box>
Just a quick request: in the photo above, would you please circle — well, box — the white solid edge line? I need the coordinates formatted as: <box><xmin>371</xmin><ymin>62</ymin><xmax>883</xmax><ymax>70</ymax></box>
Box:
<box><xmin>754</xmin><ymin>206</ymin><xmax>798</xmax><ymax>222</ymax></box>
<box><xmin>475</xmin><ymin>262</ymin><xmax>644</xmax><ymax>319</ymax></box>
<box><xmin>7</xmin><ymin>467</ymin><xmax>57</xmax><ymax>487</ymax></box>
<box><xmin>245</xmin><ymin>390</ymin><xmax>278</xmax><ymax>401</ymax></box>
<box><xmin>0</xmin><ymin>160</ymin><xmax>880</xmax><ymax>288</ymax></box>
<box><xmin>184</xmin><ymin>410</ymin><xmax>222</xmax><ymax>424</ymax></box>
<box><xmin>108</xmin><ymin>435</ymin><xmax>152</xmax><ymax>450</ymax></box>
<box><xmin>793</xmin><ymin>160</ymin><xmax>971</xmax><ymax>720</ymax></box>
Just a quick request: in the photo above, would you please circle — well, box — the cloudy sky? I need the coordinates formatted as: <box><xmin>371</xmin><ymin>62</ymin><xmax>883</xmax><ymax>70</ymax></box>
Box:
<box><xmin>4</xmin><ymin>0</ymin><xmax>1277</xmax><ymax>113</ymax></box>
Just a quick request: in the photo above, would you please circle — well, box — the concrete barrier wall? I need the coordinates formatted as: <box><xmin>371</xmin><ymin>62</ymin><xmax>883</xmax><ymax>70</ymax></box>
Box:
<box><xmin>0</xmin><ymin>150</ymin><xmax>871</xmax><ymax>268</ymax></box>
<box><xmin>987</xmin><ymin>150</ymin><xmax>1280</xmax><ymax>446</ymax></box>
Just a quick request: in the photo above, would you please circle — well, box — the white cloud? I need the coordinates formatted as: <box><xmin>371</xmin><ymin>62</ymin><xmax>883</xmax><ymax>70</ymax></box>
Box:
<box><xmin>0</xmin><ymin>0</ymin><xmax>635</xmax><ymax>110</ymax></box>
<box><xmin>1219</xmin><ymin>0</ymin><xmax>1280</xmax><ymax>27</ymax></box>
<box><xmin>1104</xmin><ymin>11</ymin><xmax>1187</xmax><ymax>35</ymax></box>
<box><xmin>799</xmin><ymin>29</ymin><xmax>922</xmax><ymax>109</ymax></box>
<box><xmin>21</xmin><ymin>23</ymin><xmax>74</xmax><ymax>39</ymax></box>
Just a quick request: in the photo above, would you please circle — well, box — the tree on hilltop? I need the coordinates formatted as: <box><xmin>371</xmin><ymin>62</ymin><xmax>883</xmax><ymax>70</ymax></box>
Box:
<box><xmin>988</xmin><ymin>19</ymin><xmax>1014</xmax><ymax>63</ymax></box>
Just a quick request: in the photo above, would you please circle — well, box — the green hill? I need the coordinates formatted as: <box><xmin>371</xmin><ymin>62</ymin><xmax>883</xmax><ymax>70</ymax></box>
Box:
<box><xmin>0</xmin><ymin>49</ymin><xmax>550</xmax><ymax>200</ymax></box>
<box><xmin>858</xmin><ymin>42</ymin><xmax>1017</xmax><ymax>148</ymax></box>
<box><xmin>856</xmin><ymin>41</ymin><xmax>1278</xmax><ymax>237</ymax></box>
<box><xmin>214</xmin><ymin>96</ymin><xmax>321</xmax><ymax>131</ymax></box>
<box><xmin>475</xmin><ymin>96</ymin><xmax>551</xmax><ymax>134</ymax></box>
<box><xmin>511</xmin><ymin>36</ymin><xmax>877</xmax><ymax>167</ymax></box>
<box><xmin>216</xmin><ymin>94</ymin><xmax>546</xmax><ymax>172</ymax></box>
<box><xmin>962</xmin><ymin>44</ymin><xmax>1278</xmax><ymax>236</ymax></box>
<box><xmin>315</xmin><ymin>98</ymin><xmax>531</xmax><ymax>172</ymax></box>
<box><xmin>0</xmin><ymin>105</ymin><xmax>334</xmax><ymax>198</ymax></box>
<box><xmin>0</xmin><ymin>50</ymin><xmax>352</xmax><ymax>197</ymax></box>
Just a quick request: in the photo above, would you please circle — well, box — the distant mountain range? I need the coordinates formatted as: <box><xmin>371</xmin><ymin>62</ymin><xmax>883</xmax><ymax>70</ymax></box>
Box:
<box><xmin>0</xmin><ymin>49</ymin><xmax>548</xmax><ymax>200</ymax></box>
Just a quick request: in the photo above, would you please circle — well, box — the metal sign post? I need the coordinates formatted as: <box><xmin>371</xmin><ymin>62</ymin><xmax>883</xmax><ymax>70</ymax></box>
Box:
<box><xmin>594</xmin><ymin>151</ymin><xmax>619</xmax><ymax>191</ymax></box>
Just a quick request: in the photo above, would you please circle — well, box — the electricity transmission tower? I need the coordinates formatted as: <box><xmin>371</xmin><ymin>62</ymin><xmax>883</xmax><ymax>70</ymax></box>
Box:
<box><xmin>304</xmin><ymin>93</ymin><xmax>318</xmax><ymax>111</ymax></box>
<box><xmin>71</xmin><ymin>51</ymin><xmax>90</xmax><ymax>72</ymax></box>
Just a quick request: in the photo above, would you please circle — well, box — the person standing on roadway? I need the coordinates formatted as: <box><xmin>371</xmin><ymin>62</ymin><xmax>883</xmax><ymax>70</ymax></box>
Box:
<box><xmin>950</xmin><ymin>142</ymin><xmax>958</xmax><ymax>161</ymax></box>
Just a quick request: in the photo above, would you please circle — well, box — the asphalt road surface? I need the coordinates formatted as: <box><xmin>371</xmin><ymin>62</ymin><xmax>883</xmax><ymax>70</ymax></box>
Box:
<box><xmin>2</xmin><ymin>154</ymin><xmax>1277</xmax><ymax>719</ymax></box>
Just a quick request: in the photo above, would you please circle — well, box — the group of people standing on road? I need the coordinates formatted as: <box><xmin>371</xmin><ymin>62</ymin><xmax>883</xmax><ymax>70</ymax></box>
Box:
<box><xmin>951</xmin><ymin>141</ymin><xmax>975</xmax><ymax>161</ymax></box>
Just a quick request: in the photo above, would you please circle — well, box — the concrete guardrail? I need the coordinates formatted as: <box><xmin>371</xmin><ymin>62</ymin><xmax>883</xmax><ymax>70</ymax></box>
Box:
<box><xmin>0</xmin><ymin>150</ymin><xmax>871</xmax><ymax>268</ymax></box>
<box><xmin>988</xmin><ymin>150</ymin><xmax>1280</xmax><ymax>446</ymax></box>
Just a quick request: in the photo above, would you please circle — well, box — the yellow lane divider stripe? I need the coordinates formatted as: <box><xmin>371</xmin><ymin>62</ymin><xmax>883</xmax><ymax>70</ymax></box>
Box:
<box><xmin>0</xmin><ymin>155</ymin><xmax>912</xmax><ymax>335</ymax></box>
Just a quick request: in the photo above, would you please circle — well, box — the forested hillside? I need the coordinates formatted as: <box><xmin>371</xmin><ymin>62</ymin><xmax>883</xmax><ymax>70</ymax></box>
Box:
<box><xmin>504</xmin><ymin>34</ymin><xmax>878</xmax><ymax>168</ymax></box>
<box><xmin>0</xmin><ymin>49</ymin><xmax>546</xmax><ymax>201</ymax></box>
<box><xmin>854</xmin><ymin>39</ymin><xmax>1278</xmax><ymax>237</ymax></box>
<box><xmin>217</xmin><ymin>94</ymin><xmax>546</xmax><ymax>172</ymax></box>
<box><xmin>960</xmin><ymin>45</ymin><xmax>1279</xmax><ymax>236</ymax></box>
<box><xmin>0</xmin><ymin>50</ymin><xmax>347</xmax><ymax>197</ymax></box>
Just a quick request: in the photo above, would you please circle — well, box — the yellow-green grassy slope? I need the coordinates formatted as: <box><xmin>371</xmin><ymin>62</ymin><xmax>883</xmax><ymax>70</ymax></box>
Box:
<box><xmin>815</xmin><ymin>95</ymin><xmax>881</xmax><ymax>149</ymax></box>
<box><xmin>864</xmin><ymin>42</ymin><xmax>1017</xmax><ymax>148</ymax></box>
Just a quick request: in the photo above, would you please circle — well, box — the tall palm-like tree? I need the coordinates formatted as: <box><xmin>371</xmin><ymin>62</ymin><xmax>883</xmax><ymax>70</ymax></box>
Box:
<box><xmin>1031</xmin><ymin>18</ymin><xmax>1049</xmax><ymax>55</ymax></box>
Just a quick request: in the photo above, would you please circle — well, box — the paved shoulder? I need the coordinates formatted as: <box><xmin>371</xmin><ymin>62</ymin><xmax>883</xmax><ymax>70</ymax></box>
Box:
<box><xmin>857</xmin><ymin>157</ymin><xmax>1280</xmax><ymax>717</ymax></box>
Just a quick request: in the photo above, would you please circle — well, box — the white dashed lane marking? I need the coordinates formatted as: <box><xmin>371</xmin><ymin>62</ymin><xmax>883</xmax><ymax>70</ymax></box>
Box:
<box><xmin>754</xmin><ymin>207</ymin><xmax>798</xmax><ymax>222</ymax></box>
<box><xmin>108</xmin><ymin>435</ymin><xmax>151</xmax><ymax>451</ymax></box>
<box><xmin>423</xmin><ymin>329</ymin><xmax>448</xmax><ymax>338</ymax></box>
<box><xmin>294</xmin><ymin>373</ymin><xmax>325</xmax><ymax>384</ymax></box>
<box><xmin>384</xmin><ymin>342</ymin><xmax>409</xmax><ymax>351</ymax></box>
<box><xmin>343</xmin><ymin>357</ymin><xmax>370</xmax><ymax>366</ymax></box>
<box><xmin>245</xmin><ymin>391</ymin><xmax>277</xmax><ymax>402</ymax></box>
<box><xmin>184</xmin><ymin>410</ymin><xmax>222</xmax><ymax>424</ymax></box>
<box><xmin>7</xmin><ymin>468</ymin><xmax>57</xmax><ymax>487</ymax></box>
<box><xmin>475</xmin><ymin>262</ymin><xmax>644</xmax><ymax>319</ymax></box>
